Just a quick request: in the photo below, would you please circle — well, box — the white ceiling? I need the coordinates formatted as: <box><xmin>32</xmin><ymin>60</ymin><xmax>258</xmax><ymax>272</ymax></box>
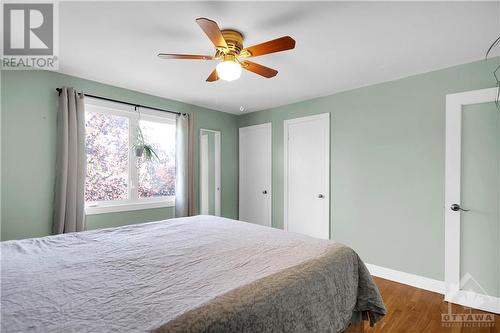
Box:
<box><xmin>59</xmin><ymin>1</ymin><xmax>500</xmax><ymax>114</ymax></box>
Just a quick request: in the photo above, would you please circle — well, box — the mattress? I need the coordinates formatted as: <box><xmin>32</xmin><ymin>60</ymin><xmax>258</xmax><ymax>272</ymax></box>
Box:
<box><xmin>1</xmin><ymin>215</ymin><xmax>385</xmax><ymax>332</ymax></box>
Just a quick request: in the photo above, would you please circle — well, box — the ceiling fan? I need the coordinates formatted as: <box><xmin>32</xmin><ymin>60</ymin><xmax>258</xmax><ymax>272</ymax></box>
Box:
<box><xmin>158</xmin><ymin>17</ymin><xmax>296</xmax><ymax>82</ymax></box>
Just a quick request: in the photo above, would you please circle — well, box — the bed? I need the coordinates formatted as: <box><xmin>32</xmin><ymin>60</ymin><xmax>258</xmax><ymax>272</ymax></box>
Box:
<box><xmin>1</xmin><ymin>215</ymin><xmax>385</xmax><ymax>332</ymax></box>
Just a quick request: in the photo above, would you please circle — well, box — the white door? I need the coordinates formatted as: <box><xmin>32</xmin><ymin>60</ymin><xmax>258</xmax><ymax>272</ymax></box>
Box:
<box><xmin>239</xmin><ymin>123</ymin><xmax>272</xmax><ymax>226</ymax></box>
<box><xmin>445</xmin><ymin>87</ymin><xmax>500</xmax><ymax>314</ymax></box>
<box><xmin>200</xmin><ymin>129</ymin><xmax>221</xmax><ymax>216</ymax></box>
<box><xmin>214</xmin><ymin>131</ymin><xmax>221</xmax><ymax>216</ymax></box>
<box><xmin>284</xmin><ymin>113</ymin><xmax>330</xmax><ymax>239</ymax></box>
<box><xmin>200</xmin><ymin>133</ymin><xmax>209</xmax><ymax>214</ymax></box>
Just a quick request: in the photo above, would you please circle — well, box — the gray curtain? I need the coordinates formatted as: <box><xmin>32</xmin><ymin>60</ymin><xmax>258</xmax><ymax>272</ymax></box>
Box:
<box><xmin>53</xmin><ymin>87</ymin><xmax>86</xmax><ymax>234</ymax></box>
<box><xmin>175</xmin><ymin>113</ymin><xmax>195</xmax><ymax>217</ymax></box>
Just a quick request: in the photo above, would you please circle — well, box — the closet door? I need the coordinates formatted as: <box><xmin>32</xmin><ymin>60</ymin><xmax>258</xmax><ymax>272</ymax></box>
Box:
<box><xmin>239</xmin><ymin>123</ymin><xmax>272</xmax><ymax>226</ymax></box>
<box><xmin>284</xmin><ymin>113</ymin><xmax>330</xmax><ymax>239</ymax></box>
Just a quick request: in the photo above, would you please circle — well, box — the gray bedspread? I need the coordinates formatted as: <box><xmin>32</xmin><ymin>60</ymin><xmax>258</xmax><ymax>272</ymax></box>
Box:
<box><xmin>1</xmin><ymin>215</ymin><xmax>385</xmax><ymax>332</ymax></box>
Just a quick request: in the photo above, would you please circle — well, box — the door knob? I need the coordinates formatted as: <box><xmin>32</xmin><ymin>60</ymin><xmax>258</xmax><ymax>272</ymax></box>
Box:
<box><xmin>318</xmin><ymin>194</ymin><xmax>325</xmax><ymax>199</ymax></box>
<box><xmin>450</xmin><ymin>204</ymin><xmax>469</xmax><ymax>212</ymax></box>
<box><xmin>262</xmin><ymin>190</ymin><xmax>268</xmax><ymax>194</ymax></box>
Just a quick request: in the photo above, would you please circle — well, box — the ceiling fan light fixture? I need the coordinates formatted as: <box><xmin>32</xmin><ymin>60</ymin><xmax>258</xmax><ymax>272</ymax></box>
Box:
<box><xmin>216</xmin><ymin>56</ymin><xmax>242</xmax><ymax>81</ymax></box>
<box><xmin>158</xmin><ymin>18</ymin><xmax>296</xmax><ymax>82</ymax></box>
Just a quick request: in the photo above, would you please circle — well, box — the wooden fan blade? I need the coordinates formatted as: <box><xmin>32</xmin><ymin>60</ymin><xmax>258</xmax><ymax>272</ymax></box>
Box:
<box><xmin>206</xmin><ymin>69</ymin><xmax>219</xmax><ymax>82</ymax></box>
<box><xmin>158</xmin><ymin>53</ymin><xmax>214</xmax><ymax>60</ymax></box>
<box><xmin>242</xmin><ymin>36</ymin><xmax>295</xmax><ymax>58</ymax></box>
<box><xmin>196</xmin><ymin>18</ymin><xmax>228</xmax><ymax>49</ymax></box>
<box><xmin>241</xmin><ymin>61</ymin><xmax>278</xmax><ymax>78</ymax></box>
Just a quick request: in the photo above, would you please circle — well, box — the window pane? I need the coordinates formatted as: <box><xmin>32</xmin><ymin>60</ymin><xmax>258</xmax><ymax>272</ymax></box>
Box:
<box><xmin>137</xmin><ymin>120</ymin><xmax>176</xmax><ymax>198</ymax></box>
<box><xmin>85</xmin><ymin>110</ymin><xmax>129</xmax><ymax>202</ymax></box>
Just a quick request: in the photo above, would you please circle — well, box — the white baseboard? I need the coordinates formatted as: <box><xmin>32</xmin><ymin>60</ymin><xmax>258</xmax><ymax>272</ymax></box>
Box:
<box><xmin>366</xmin><ymin>263</ymin><xmax>445</xmax><ymax>294</ymax></box>
<box><xmin>366</xmin><ymin>264</ymin><xmax>500</xmax><ymax>314</ymax></box>
<box><xmin>445</xmin><ymin>290</ymin><xmax>500</xmax><ymax>314</ymax></box>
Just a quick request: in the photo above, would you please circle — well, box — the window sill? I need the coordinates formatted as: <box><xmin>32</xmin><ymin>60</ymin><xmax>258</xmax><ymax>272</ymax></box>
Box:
<box><xmin>85</xmin><ymin>199</ymin><xmax>175</xmax><ymax>215</ymax></box>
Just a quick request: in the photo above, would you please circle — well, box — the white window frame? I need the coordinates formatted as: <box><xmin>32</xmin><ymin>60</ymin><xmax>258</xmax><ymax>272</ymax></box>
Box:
<box><xmin>84</xmin><ymin>97</ymin><xmax>176</xmax><ymax>215</ymax></box>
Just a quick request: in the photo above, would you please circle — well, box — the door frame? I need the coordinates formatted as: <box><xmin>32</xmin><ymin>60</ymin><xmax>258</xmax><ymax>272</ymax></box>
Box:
<box><xmin>283</xmin><ymin>113</ymin><xmax>330</xmax><ymax>238</ymax></box>
<box><xmin>214</xmin><ymin>131</ymin><xmax>221</xmax><ymax>216</ymax></box>
<box><xmin>199</xmin><ymin>129</ymin><xmax>222</xmax><ymax>216</ymax></box>
<box><xmin>445</xmin><ymin>87</ymin><xmax>500</xmax><ymax>314</ymax></box>
<box><xmin>239</xmin><ymin>123</ymin><xmax>272</xmax><ymax>227</ymax></box>
<box><xmin>200</xmin><ymin>132</ymin><xmax>209</xmax><ymax>214</ymax></box>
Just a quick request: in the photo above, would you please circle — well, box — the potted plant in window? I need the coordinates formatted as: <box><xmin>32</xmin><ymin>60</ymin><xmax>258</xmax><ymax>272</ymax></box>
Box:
<box><xmin>133</xmin><ymin>126</ymin><xmax>159</xmax><ymax>162</ymax></box>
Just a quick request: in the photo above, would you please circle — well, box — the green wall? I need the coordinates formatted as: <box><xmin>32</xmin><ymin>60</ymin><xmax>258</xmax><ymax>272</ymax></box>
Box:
<box><xmin>1</xmin><ymin>70</ymin><xmax>239</xmax><ymax>240</ymax></box>
<box><xmin>2</xmin><ymin>58</ymin><xmax>499</xmax><ymax>284</ymax></box>
<box><xmin>238</xmin><ymin>58</ymin><xmax>500</xmax><ymax>281</ymax></box>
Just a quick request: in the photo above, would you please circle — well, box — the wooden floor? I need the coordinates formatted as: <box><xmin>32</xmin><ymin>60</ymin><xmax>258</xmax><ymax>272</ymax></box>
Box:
<box><xmin>365</xmin><ymin>277</ymin><xmax>500</xmax><ymax>333</ymax></box>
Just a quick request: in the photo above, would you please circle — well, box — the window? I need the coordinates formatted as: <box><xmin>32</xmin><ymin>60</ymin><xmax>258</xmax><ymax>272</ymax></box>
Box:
<box><xmin>84</xmin><ymin>98</ymin><xmax>176</xmax><ymax>214</ymax></box>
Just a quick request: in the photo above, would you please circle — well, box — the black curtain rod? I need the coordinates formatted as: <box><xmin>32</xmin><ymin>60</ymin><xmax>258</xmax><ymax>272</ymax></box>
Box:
<box><xmin>56</xmin><ymin>88</ymin><xmax>182</xmax><ymax>116</ymax></box>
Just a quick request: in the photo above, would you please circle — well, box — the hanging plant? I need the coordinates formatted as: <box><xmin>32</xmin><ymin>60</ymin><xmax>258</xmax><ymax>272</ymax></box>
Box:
<box><xmin>132</xmin><ymin>107</ymin><xmax>159</xmax><ymax>162</ymax></box>
<box><xmin>133</xmin><ymin>126</ymin><xmax>159</xmax><ymax>162</ymax></box>
<box><xmin>485</xmin><ymin>35</ymin><xmax>500</xmax><ymax>108</ymax></box>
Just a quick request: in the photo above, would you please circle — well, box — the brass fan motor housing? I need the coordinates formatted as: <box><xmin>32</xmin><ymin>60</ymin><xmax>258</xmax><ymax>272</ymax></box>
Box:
<box><xmin>220</xmin><ymin>30</ymin><xmax>245</xmax><ymax>57</ymax></box>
